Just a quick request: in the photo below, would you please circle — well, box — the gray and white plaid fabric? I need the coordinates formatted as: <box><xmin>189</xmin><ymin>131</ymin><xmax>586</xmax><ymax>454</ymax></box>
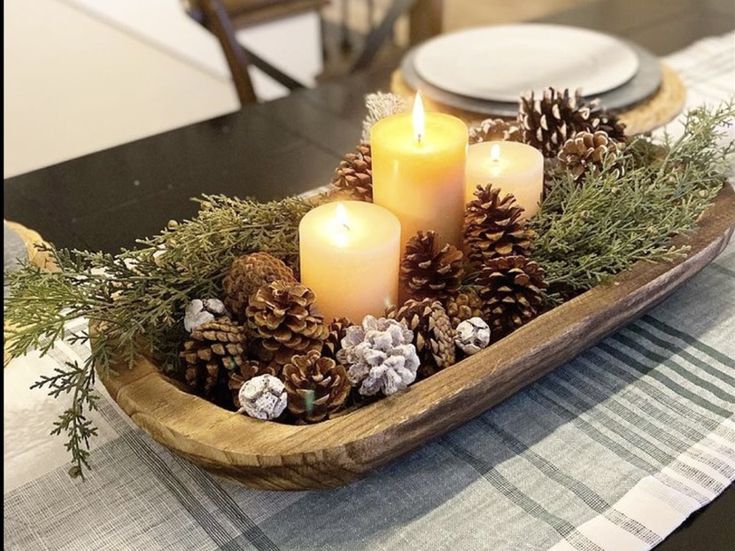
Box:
<box><xmin>4</xmin><ymin>33</ymin><xmax>735</xmax><ymax>551</ymax></box>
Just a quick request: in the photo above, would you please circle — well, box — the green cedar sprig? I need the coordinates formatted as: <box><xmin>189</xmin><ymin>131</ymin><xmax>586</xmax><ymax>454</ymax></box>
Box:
<box><xmin>531</xmin><ymin>100</ymin><xmax>734</xmax><ymax>301</ymax></box>
<box><xmin>4</xmin><ymin>194</ymin><xmax>313</xmax><ymax>477</ymax></box>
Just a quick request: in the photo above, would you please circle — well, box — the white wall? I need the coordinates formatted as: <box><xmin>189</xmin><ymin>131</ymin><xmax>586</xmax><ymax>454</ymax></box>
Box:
<box><xmin>4</xmin><ymin>0</ymin><xmax>322</xmax><ymax>178</ymax></box>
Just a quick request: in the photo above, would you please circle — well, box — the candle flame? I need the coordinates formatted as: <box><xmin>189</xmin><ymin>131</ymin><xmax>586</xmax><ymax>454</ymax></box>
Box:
<box><xmin>490</xmin><ymin>143</ymin><xmax>501</xmax><ymax>162</ymax></box>
<box><xmin>412</xmin><ymin>92</ymin><xmax>425</xmax><ymax>143</ymax></box>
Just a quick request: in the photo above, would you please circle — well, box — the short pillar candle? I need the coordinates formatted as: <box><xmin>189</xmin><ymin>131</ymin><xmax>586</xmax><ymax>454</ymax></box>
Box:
<box><xmin>299</xmin><ymin>200</ymin><xmax>401</xmax><ymax>322</ymax></box>
<box><xmin>465</xmin><ymin>141</ymin><xmax>544</xmax><ymax>218</ymax></box>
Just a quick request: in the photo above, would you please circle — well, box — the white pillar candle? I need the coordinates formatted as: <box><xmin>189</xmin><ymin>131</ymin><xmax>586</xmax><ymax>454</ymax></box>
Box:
<box><xmin>299</xmin><ymin>200</ymin><xmax>401</xmax><ymax>322</ymax></box>
<box><xmin>465</xmin><ymin>141</ymin><xmax>544</xmax><ymax>218</ymax></box>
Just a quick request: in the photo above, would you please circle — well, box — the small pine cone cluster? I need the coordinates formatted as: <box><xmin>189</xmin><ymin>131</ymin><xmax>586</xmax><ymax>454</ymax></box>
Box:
<box><xmin>401</xmin><ymin>230</ymin><xmax>464</xmax><ymax>301</ymax></box>
<box><xmin>282</xmin><ymin>350</ymin><xmax>351</xmax><ymax>423</ymax></box>
<box><xmin>519</xmin><ymin>88</ymin><xmax>626</xmax><ymax>158</ymax></box>
<box><xmin>478</xmin><ymin>255</ymin><xmax>548</xmax><ymax>340</ymax></box>
<box><xmin>223</xmin><ymin>253</ymin><xmax>296</xmax><ymax>319</ymax></box>
<box><xmin>444</xmin><ymin>289</ymin><xmax>484</xmax><ymax>327</ymax></box>
<box><xmin>246</xmin><ymin>280</ymin><xmax>329</xmax><ymax>367</ymax></box>
<box><xmin>180</xmin><ymin>317</ymin><xmax>248</xmax><ymax>397</ymax></box>
<box><xmin>387</xmin><ymin>299</ymin><xmax>455</xmax><ymax>378</ymax></box>
<box><xmin>464</xmin><ymin>185</ymin><xmax>535</xmax><ymax>270</ymax></box>
<box><xmin>558</xmin><ymin>130</ymin><xmax>621</xmax><ymax>180</ymax></box>
<box><xmin>469</xmin><ymin>118</ymin><xmax>523</xmax><ymax>144</ymax></box>
<box><xmin>329</xmin><ymin>143</ymin><xmax>373</xmax><ymax>202</ymax></box>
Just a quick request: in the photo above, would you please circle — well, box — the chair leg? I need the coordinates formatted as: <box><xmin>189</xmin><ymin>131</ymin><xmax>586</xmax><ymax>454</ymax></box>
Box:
<box><xmin>238</xmin><ymin>44</ymin><xmax>306</xmax><ymax>91</ymax></box>
<box><xmin>350</xmin><ymin>0</ymin><xmax>418</xmax><ymax>73</ymax></box>
<box><xmin>339</xmin><ymin>0</ymin><xmax>353</xmax><ymax>54</ymax></box>
<box><xmin>200</xmin><ymin>0</ymin><xmax>257</xmax><ymax>105</ymax></box>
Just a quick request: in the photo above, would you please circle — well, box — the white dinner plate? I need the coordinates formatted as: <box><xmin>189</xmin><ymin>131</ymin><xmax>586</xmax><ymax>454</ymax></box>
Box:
<box><xmin>413</xmin><ymin>24</ymin><xmax>640</xmax><ymax>102</ymax></box>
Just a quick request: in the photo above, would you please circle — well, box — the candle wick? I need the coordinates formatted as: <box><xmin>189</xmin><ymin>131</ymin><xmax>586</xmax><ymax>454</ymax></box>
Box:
<box><xmin>341</xmin><ymin>222</ymin><xmax>350</xmax><ymax>232</ymax></box>
<box><xmin>416</xmin><ymin>133</ymin><xmax>423</xmax><ymax>144</ymax></box>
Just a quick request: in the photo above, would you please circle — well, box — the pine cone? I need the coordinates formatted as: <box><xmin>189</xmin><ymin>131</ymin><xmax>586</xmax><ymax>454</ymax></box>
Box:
<box><xmin>184</xmin><ymin>298</ymin><xmax>229</xmax><ymax>332</ymax></box>
<box><xmin>520</xmin><ymin>88</ymin><xmax>580</xmax><ymax>157</ymax></box>
<box><xmin>282</xmin><ymin>350</ymin><xmax>351</xmax><ymax>423</ymax></box>
<box><xmin>469</xmin><ymin>118</ymin><xmax>522</xmax><ymax>144</ymax></box>
<box><xmin>180</xmin><ymin>317</ymin><xmax>247</xmax><ymax>397</ymax></box>
<box><xmin>455</xmin><ymin>317</ymin><xmax>491</xmax><ymax>355</ymax></box>
<box><xmin>586</xmin><ymin>101</ymin><xmax>627</xmax><ymax>142</ymax></box>
<box><xmin>478</xmin><ymin>255</ymin><xmax>548</xmax><ymax>340</ymax></box>
<box><xmin>323</xmin><ymin>317</ymin><xmax>351</xmax><ymax>360</ymax></box>
<box><xmin>237</xmin><ymin>374</ymin><xmax>288</xmax><ymax>420</ymax></box>
<box><xmin>558</xmin><ymin>130</ymin><xmax>621</xmax><ymax>180</ymax></box>
<box><xmin>401</xmin><ymin>230</ymin><xmax>464</xmax><ymax>301</ymax></box>
<box><xmin>464</xmin><ymin>185</ymin><xmax>535</xmax><ymax>269</ymax></box>
<box><xmin>387</xmin><ymin>299</ymin><xmax>455</xmax><ymax>378</ymax></box>
<box><xmin>520</xmin><ymin>88</ymin><xmax>626</xmax><ymax>158</ymax></box>
<box><xmin>228</xmin><ymin>359</ymin><xmax>278</xmax><ymax>408</ymax></box>
<box><xmin>329</xmin><ymin>143</ymin><xmax>372</xmax><ymax>202</ymax></box>
<box><xmin>444</xmin><ymin>289</ymin><xmax>484</xmax><ymax>327</ymax></box>
<box><xmin>246</xmin><ymin>280</ymin><xmax>329</xmax><ymax>367</ymax></box>
<box><xmin>223</xmin><ymin>253</ymin><xmax>296</xmax><ymax>320</ymax></box>
<box><xmin>337</xmin><ymin>316</ymin><xmax>419</xmax><ymax>396</ymax></box>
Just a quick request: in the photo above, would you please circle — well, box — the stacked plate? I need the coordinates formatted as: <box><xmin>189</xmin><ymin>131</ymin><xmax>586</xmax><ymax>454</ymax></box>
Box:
<box><xmin>400</xmin><ymin>24</ymin><xmax>662</xmax><ymax>117</ymax></box>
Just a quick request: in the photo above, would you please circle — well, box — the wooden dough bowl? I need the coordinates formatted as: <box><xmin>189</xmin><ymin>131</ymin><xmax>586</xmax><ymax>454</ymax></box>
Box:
<box><xmin>99</xmin><ymin>186</ymin><xmax>735</xmax><ymax>490</ymax></box>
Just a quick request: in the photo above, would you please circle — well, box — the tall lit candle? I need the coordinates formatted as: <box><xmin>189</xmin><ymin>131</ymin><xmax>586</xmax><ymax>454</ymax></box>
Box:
<box><xmin>371</xmin><ymin>93</ymin><xmax>468</xmax><ymax>249</ymax></box>
<box><xmin>466</xmin><ymin>141</ymin><xmax>544</xmax><ymax>218</ymax></box>
<box><xmin>299</xmin><ymin>201</ymin><xmax>401</xmax><ymax>322</ymax></box>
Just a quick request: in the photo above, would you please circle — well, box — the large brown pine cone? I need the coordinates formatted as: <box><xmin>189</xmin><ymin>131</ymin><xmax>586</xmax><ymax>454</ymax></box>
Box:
<box><xmin>180</xmin><ymin>317</ymin><xmax>248</xmax><ymax>397</ymax></box>
<box><xmin>228</xmin><ymin>359</ymin><xmax>278</xmax><ymax>408</ymax></box>
<box><xmin>329</xmin><ymin>143</ymin><xmax>372</xmax><ymax>202</ymax></box>
<box><xmin>223</xmin><ymin>253</ymin><xmax>296</xmax><ymax>320</ymax></box>
<box><xmin>246</xmin><ymin>280</ymin><xmax>329</xmax><ymax>367</ymax></box>
<box><xmin>444</xmin><ymin>289</ymin><xmax>484</xmax><ymax>327</ymax></box>
<box><xmin>387</xmin><ymin>299</ymin><xmax>455</xmax><ymax>378</ymax></box>
<box><xmin>469</xmin><ymin>118</ymin><xmax>523</xmax><ymax>144</ymax></box>
<box><xmin>464</xmin><ymin>185</ymin><xmax>535</xmax><ymax>270</ymax></box>
<box><xmin>401</xmin><ymin>230</ymin><xmax>464</xmax><ymax>301</ymax></box>
<box><xmin>322</xmin><ymin>317</ymin><xmax>351</xmax><ymax>360</ymax></box>
<box><xmin>558</xmin><ymin>130</ymin><xmax>621</xmax><ymax>180</ymax></box>
<box><xmin>519</xmin><ymin>88</ymin><xmax>626</xmax><ymax>158</ymax></box>
<box><xmin>478</xmin><ymin>255</ymin><xmax>548</xmax><ymax>340</ymax></box>
<box><xmin>282</xmin><ymin>350</ymin><xmax>351</xmax><ymax>423</ymax></box>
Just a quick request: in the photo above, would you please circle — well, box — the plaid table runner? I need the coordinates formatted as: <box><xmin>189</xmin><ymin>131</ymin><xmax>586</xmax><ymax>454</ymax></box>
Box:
<box><xmin>4</xmin><ymin>33</ymin><xmax>735</xmax><ymax>551</ymax></box>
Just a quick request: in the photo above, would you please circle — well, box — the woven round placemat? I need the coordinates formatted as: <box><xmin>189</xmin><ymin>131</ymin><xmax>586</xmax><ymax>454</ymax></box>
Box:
<box><xmin>4</xmin><ymin>221</ymin><xmax>56</xmax><ymax>366</ymax></box>
<box><xmin>390</xmin><ymin>63</ymin><xmax>686</xmax><ymax>136</ymax></box>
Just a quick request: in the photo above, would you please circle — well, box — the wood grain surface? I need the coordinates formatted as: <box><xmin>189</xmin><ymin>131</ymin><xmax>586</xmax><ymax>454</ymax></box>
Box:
<box><xmin>98</xmin><ymin>185</ymin><xmax>735</xmax><ymax>490</ymax></box>
<box><xmin>390</xmin><ymin>63</ymin><xmax>687</xmax><ymax>136</ymax></box>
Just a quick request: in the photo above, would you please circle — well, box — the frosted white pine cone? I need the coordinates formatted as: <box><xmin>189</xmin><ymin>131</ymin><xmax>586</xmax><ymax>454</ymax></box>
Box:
<box><xmin>361</xmin><ymin>92</ymin><xmax>407</xmax><ymax>143</ymax></box>
<box><xmin>238</xmin><ymin>374</ymin><xmax>288</xmax><ymax>420</ymax></box>
<box><xmin>184</xmin><ymin>298</ymin><xmax>229</xmax><ymax>332</ymax></box>
<box><xmin>337</xmin><ymin>315</ymin><xmax>419</xmax><ymax>396</ymax></box>
<box><xmin>455</xmin><ymin>317</ymin><xmax>491</xmax><ymax>355</ymax></box>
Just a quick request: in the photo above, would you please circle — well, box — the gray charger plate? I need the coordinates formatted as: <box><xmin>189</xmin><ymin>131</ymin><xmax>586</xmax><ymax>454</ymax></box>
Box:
<box><xmin>399</xmin><ymin>41</ymin><xmax>662</xmax><ymax>117</ymax></box>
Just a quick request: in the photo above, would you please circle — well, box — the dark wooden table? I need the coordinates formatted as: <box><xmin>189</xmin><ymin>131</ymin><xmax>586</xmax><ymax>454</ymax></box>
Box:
<box><xmin>4</xmin><ymin>0</ymin><xmax>734</xmax><ymax>548</ymax></box>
